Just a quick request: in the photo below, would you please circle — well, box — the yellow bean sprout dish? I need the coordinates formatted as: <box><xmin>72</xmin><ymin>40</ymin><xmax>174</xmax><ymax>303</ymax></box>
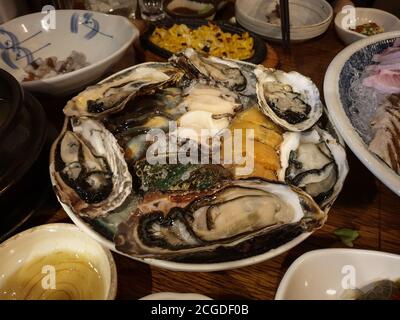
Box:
<box><xmin>149</xmin><ymin>23</ymin><xmax>255</xmax><ymax>60</ymax></box>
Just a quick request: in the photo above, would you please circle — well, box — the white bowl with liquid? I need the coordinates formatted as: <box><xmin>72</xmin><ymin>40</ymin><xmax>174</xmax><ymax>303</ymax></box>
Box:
<box><xmin>0</xmin><ymin>223</ymin><xmax>117</xmax><ymax>300</ymax></box>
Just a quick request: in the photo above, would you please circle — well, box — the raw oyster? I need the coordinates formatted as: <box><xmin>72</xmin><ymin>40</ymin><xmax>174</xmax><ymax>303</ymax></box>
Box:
<box><xmin>50</xmin><ymin>118</ymin><xmax>132</xmax><ymax>218</ymax></box>
<box><xmin>64</xmin><ymin>63</ymin><xmax>182</xmax><ymax>118</ymax></box>
<box><xmin>255</xmin><ymin>66</ymin><xmax>323</xmax><ymax>131</ymax></box>
<box><xmin>278</xmin><ymin>127</ymin><xmax>348</xmax><ymax>209</ymax></box>
<box><xmin>178</xmin><ymin>82</ymin><xmax>242</xmax><ymax>116</ymax></box>
<box><xmin>115</xmin><ymin>179</ymin><xmax>325</xmax><ymax>261</ymax></box>
<box><xmin>172</xmin><ymin>83</ymin><xmax>243</xmax><ymax>143</ymax></box>
<box><xmin>170</xmin><ymin>48</ymin><xmax>256</xmax><ymax>96</ymax></box>
<box><xmin>104</xmin><ymin>87</ymin><xmax>185</xmax><ymax>163</ymax></box>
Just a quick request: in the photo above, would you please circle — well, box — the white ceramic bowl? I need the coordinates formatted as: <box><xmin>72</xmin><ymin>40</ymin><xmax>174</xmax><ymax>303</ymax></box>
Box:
<box><xmin>335</xmin><ymin>8</ymin><xmax>400</xmax><ymax>45</ymax></box>
<box><xmin>0</xmin><ymin>10</ymin><xmax>139</xmax><ymax>95</ymax></box>
<box><xmin>324</xmin><ymin>31</ymin><xmax>400</xmax><ymax>196</ymax></box>
<box><xmin>0</xmin><ymin>223</ymin><xmax>117</xmax><ymax>300</ymax></box>
<box><xmin>235</xmin><ymin>0</ymin><xmax>333</xmax><ymax>41</ymax></box>
<box><xmin>275</xmin><ymin>249</ymin><xmax>400</xmax><ymax>300</ymax></box>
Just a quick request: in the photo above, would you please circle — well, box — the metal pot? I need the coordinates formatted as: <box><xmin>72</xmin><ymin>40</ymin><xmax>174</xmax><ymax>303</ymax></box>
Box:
<box><xmin>0</xmin><ymin>70</ymin><xmax>50</xmax><ymax>241</ymax></box>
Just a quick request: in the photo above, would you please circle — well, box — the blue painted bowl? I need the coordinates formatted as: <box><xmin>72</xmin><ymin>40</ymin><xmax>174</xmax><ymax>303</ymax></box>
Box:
<box><xmin>0</xmin><ymin>10</ymin><xmax>139</xmax><ymax>95</ymax></box>
<box><xmin>324</xmin><ymin>31</ymin><xmax>400</xmax><ymax>196</ymax></box>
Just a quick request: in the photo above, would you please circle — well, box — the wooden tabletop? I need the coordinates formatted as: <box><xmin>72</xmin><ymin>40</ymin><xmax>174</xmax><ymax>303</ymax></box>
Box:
<box><xmin>23</xmin><ymin>11</ymin><xmax>400</xmax><ymax>300</ymax></box>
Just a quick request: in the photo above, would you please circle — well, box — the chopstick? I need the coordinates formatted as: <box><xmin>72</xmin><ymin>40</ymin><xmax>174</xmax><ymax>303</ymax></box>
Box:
<box><xmin>280</xmin><ymin>0</ymin><xmax>291</xmax><ymax>50</ymax></box>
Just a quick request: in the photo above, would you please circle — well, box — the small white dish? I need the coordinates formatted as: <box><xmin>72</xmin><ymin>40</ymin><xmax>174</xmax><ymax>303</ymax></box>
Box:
<box><xmin>141</xmin><ymin>292</ymin><xmax>213</xmax><ymax>300</ymax></box>
<box><xmin>0</xmin><ymin>223</ymin><xmax>117</xmax><ymax>300</ymax></box>
<box><xmin>236</xmin><ymin>0</ymin><xmax>333</xmax><ymax>41</ymax></box>
<box><xmin>0</xmin><ymin>10</ymin><xmax>139</xmax><ymax>95</ymax></box>
<box><xmin>275</xmin><ymin>249</ymin><xmax>400</xmax><ymax>300</ymax></box>
<box><xmin>335</xmin><ymin>8</ymin><xmax>400</xmax><ymax>45</ymax></box>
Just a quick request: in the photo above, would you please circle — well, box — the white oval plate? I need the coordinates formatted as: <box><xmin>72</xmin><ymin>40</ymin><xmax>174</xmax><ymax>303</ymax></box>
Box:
<box><xmin>324</xmin><ymin>31</ymin><xmax>400</xmax><ymax>196</ymax></box>
<box><xmin>54</xmin><ymin>60</ymin><xmax>341</xmax><ymax>272</ymax></box>
<box><xmin>275</xmin><ymin>248</ymin><xmax>400</xmax><ymax>300</ymax></box>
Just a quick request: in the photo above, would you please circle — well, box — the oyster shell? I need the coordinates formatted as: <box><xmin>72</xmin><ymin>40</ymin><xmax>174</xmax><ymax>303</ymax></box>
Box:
<box><xmin>50</xmin><ymin>118</ymin><xmax>132</xmax><ymax>218</ymax></box>
<box><xmin>255</xmin><ymin>66</ymin><xmax>323</xmax><ymax>131</ymax></box>
<box><xmin>103</xmin><ymin>87</ymin><xmax>185</xmax><ymax>163</ymax></box>
<box><xmin>170</xmin><ymin>48</ymin><xmax>256</xmax><ymax>96</ymax></box>
<box><xmin>278</xmin><ymin>127</ymin><xmax>348</xmax><ymax>209</ymax></box>
<box><xmin>115</xmin><ymin>179</ymin><xmax>325</xmax><ymax>261</ymax></box>
<box><xmin>64</xmin><ymin>63</ymin><xmax>182</xmax><ymax>118</ymax></box>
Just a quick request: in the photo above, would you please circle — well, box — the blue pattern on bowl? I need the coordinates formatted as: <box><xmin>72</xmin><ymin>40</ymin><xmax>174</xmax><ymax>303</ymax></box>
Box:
<box><xmin>0</xmin><ymin>11</ymin><xmax>114</xmax><ymax>70</ymax></box>
<box><xmin>338</xmin><ymin>38</ymin><xmax>398</xmax><ymax>142</ymax></box>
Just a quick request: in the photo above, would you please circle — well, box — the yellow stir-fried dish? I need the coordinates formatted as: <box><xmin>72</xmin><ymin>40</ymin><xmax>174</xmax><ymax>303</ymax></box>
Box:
<box><xmin>149</xmin><ymin>23</ymin><xmax>255</xmax><ymax>60</ymax></box>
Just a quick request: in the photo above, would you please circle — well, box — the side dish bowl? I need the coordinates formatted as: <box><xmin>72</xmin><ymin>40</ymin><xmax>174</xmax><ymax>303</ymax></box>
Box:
<box><xmin>275</xmin><ymin>249</ymin><xmax>400</xmax><ymax>300</ymax></box>
<box><xmin>335</xmin><ymin>8</ymin><xmax>400</xmax><ymax>45</ymax></box>
<box><xmin>0</xmin><ymin>10</ymin><xmax>139</xmax><ymax>95</ymax></box>
<box><xmin>0</xmin><ymin>224</ymin><xmax>117</xmax><ymax>300</ymax></box>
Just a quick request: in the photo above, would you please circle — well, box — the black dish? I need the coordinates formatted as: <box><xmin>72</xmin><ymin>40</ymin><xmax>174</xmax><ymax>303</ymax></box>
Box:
<box><xmin>141</xmin><ymin>18</ymin><xmax>267</xmax><ymax>64</ymax></box>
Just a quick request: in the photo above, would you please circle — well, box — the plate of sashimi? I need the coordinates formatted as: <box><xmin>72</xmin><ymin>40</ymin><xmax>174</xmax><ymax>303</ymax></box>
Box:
<box><xmin>324</xmin><ymin>31</ymin><xmax>400</xmax><ymax>195</ymax></box>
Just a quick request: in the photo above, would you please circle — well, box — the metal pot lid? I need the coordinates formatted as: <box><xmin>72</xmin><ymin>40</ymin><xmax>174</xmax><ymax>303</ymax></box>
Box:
<box><xmin>0</xmin><ymin>90</ymin><xmax>47</xmax><ymax>195</ymax></box>
<box><xmin>0</xmin><ymin>69</ymin><xmax>23</xmax><ymax>139</ymax></box>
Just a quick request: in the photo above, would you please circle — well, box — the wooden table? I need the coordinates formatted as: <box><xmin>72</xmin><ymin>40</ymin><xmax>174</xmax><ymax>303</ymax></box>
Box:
<box><xmin>23</xmin><ymin>16</ymin><xmax>400</xmax><ymax>300</ymax></box>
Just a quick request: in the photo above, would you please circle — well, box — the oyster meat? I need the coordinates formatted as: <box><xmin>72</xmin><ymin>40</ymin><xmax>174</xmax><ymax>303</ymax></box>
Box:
<box><xmin>50</xmin><ymin>118</ymin><xmax>132</xmax><ymax>218</ymax></box>
<box><xmin>172</xmin><ymin>83</ymin><xmax>243</xmax><ymax>143</ymax></box>
<box><xmin>255</xmin><ymin>66</ymin><xmax>323</xmax><ymax>131</ymax></box>
<box><xmin>64</xmin><ymin>63</ymin><xmax>182</xmax><ymax>118</ymax></box>
<box><xmin>278</xmin><ymin>127</ymin><xmax>348</xmax><ymax>209</ymax></box>
<box><xmin>115</xmin><ymin>179</ymin><xmax>325</xmax><ymax>261</ymax></box>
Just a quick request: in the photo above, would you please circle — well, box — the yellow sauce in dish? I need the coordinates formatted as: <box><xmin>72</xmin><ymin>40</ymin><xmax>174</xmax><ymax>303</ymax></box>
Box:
<box><xmin>0</xmin><ymin>251</ymin><xmax>105</xmax><ymax>300</ymax></box>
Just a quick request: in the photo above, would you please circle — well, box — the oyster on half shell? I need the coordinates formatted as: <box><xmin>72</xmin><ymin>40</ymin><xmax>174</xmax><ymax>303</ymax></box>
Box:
<box><xmin>64</xmin><ymin>63</ymin><xmax>182</xmax><ymax>118</ymax></box>
<box><xmin>278</xmin><ymin>127</ymin><xmax>348</xmax><ymax>209</ymax></box>
<box><xmin>255</xmin><ymin>66</ymin><xmax>323</xmax><ymax>131</ymax></box>
<box><xmin>170</xmin><ymin>48</ymin><xmax>256</xmax><ymax>97</ymax></box>
<box><xmin>115</xmin><ymin>179</ymin><xmax>325</xmax><ymax>261</ymax></box>
<box><xmin>50</xmin><ymin>118</ymin><xmax>132</xmax><ymax>218</ymax></box>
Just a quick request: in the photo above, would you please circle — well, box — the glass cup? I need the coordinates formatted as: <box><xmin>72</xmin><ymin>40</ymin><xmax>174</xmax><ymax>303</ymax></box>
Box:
<box><xmin>139</xmin><ymin>0</ymin><xmax>165</xmax><ymax>21</ymax></box>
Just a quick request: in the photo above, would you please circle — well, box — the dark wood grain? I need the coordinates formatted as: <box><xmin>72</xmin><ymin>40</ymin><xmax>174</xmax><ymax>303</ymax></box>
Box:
<box><xmin>21</xmin><ymin>4</ymin><xmax>400</xmax><ymax>300</ymax></box>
